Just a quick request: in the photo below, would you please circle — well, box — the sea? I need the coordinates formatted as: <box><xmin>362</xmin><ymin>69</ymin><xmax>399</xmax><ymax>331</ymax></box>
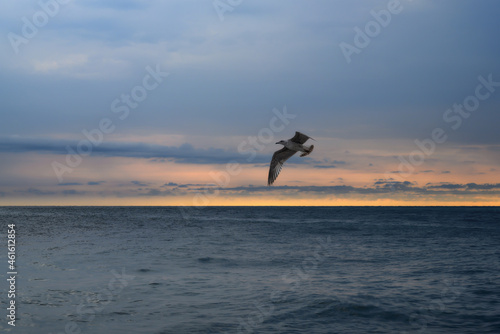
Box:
<box><xmin>0</xmin><ymin>206</ymin><xmax>499</xmax><ymax>334</ymax></box>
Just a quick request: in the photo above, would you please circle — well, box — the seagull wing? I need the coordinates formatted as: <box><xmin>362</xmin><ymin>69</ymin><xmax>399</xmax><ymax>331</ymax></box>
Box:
<box><xmin>268</xmin><ymin>147</ymin><xmax>297</xmax><ymax>186</ymax></box>
<box><xmin>290</xmin><ymin>131</ymin><xmax>314</xmax><ymax>144</ymax></box>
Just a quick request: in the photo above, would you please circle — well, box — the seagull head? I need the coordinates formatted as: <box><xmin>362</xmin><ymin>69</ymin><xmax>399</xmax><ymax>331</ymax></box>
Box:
<box><xmin>276</xmin><ymin>140</ymin><xmax>286</xmax><ymax>145</ymax></box>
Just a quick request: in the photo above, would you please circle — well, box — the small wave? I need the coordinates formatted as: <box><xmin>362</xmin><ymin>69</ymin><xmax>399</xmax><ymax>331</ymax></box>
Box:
<box><xmin>197</xmin><ymin>257</ymin><xmax>237</xmax><ymax>267</ymax></box>
<box><xmin>473</xmin><ymin>288</ymin><xmax>493</xmax><ymax>296</ymax></box>
<box><xmin>149</xmin><ymin>282</ymin><xmax>162</xmax><ymax>286</ymax></box>
<box><xmin>112</xmin><ymin>311</ymin><xmax>131</xmax><ymax>315</ymax></box>
<box><xmin>269</xmin><ymin>297</ymin><xmax>407</xmax><ymax>326</ymax></box>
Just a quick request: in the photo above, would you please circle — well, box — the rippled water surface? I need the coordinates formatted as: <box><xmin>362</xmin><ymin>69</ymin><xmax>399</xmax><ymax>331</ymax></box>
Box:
<box><xmin>1</xmin><ymin>206</ymin><xmax>499</xmax><ymax>333</ymax></box>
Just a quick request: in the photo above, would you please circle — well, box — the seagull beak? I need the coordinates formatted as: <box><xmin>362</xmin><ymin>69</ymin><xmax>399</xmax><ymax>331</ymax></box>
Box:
<box><xmin>275</xmin><ymin>142</ymin><xmax>280</xmax><ymax>144</ymax></box>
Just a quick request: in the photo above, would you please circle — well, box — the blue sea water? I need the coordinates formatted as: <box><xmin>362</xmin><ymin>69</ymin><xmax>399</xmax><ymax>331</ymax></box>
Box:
<box><xmin>0</xmin><ymin>206</ymin><xmax>499</xmax><ymax>334</ymax></box>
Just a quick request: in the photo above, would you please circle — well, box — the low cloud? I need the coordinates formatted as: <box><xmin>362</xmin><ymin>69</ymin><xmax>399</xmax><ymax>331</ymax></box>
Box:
<box><xmin>168</xmin><ymin>181</ymin><xmax>500</xmax><ymax>197</ymax></box>
<box><xmin>426</xmin><ymin>183</ymin><xmax>500</xmax><ymax>191</ymax></box>
<box><xmin>0</xmin><ymin>136</ymin><xmax>270</xmax><ymax>165</ymax></box>
<box><xmin>7</xmin><ymin>181</ymin><xmax>500</xmax><ymax>202</ymax></box>
<box><xmin>88</xmin><ymin>181</ymin><xmax>106</xmax><ymax>185</ymax></box>
<box><xmin>314</xmin><ymin>160</ymin><xmax>347</xmax><ymax>169</ymax></box>
<box><xmin>131</xmin><ymin>180</ymin><xmax>150</xmax><ymax>187</ymax></box>
<box><xmin>465</xmin><ymin>183</ymin><xmax>500</xmax><ymax>190</ymax></box>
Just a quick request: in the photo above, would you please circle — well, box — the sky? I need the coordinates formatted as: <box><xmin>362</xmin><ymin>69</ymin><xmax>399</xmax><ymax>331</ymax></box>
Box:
<box><xmin>0</xmin><ymin>0</ymin><xmax>499</xmax><ymax>206</ymax></box>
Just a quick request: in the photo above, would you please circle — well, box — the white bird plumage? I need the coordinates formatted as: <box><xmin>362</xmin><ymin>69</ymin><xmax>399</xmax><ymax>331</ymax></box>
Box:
<box><xmin>268</xmin><ymin>131</ymin><xmax>315</xmax><ymax>186</ymax></box>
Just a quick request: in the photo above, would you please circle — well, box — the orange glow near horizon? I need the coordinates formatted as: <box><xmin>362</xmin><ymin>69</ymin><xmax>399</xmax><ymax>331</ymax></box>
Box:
<box><xmin>2</xmin><ymin>195</ymin><xmax>499</xmax><ymax>207</ymax></box>
<box><xmin>0</xmin><ymin>139</ymin><xmax>498</xmax><ymax>207</ymax></box>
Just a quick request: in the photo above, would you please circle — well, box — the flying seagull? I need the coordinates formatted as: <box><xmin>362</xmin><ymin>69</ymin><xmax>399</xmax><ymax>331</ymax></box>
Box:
<box><xmin>268</xmin><ymin>131</ymin><xmax>315</xmax><ymax>186</ymax></box>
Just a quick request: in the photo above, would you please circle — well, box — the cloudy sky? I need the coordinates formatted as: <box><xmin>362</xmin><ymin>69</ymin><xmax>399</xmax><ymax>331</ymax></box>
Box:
<box><xmin>1</xmin><ymin>0</ymin><xmax>499</xmax><ymax>205</ymax></box>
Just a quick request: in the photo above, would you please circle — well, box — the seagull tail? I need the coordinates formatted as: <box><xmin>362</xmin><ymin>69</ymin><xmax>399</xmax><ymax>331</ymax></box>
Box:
<box><xmin>300</xmin><ymin>145</ymin><xmax>314</xmax><ymax>157</ymax></box>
